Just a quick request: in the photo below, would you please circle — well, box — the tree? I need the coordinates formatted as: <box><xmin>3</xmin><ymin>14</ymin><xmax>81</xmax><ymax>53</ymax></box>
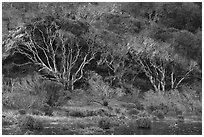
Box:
<box><xmin>3</xmin><ymin>18</ymin><xmax>97</xmax><ymax>91</ymax></box>
<box><xmin>128</xmin><ymin>35</ymin><xmax>198</xmax><ymax>92</ymax></box>
<box><xmin>157</xmin><ymin>2</ymin><xmax>202</xmax><ymax>33</ymax></box>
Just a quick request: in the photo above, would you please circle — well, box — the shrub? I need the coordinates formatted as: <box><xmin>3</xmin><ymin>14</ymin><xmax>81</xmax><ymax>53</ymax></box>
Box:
<box><xmin>141</xmin><ymin>89</ymin><xmax>201</xmax><ymax>116</ymax></box>
<box><xmin>31</xmin><ymin>110</ymin><xmax>43</xmax><ymax>116</ymax></box>
<box><xmin>80</xmin><ymin>127</ymin><xmax>105</xmax><ymax>135</ymax></box>
<box><xmin>151</xmin><ymin>110</ymin><xmax>165</xmax><ymax>120</ymax></box>
<box><xmin>103</xmin><ymin>100</ymin><xmax>109</xmax><ymax>106</ymax></box>
<box><xmin>177</xmin><ymin>115</ymin><xmax>184</xmax><ymax>123</ymax></box>
<box><xmin>18</xmin><ymin>115</ymin><xmax>44</xmax><ymax>132</ymax></box>
<box><xmin>107</xmin><ymin>106</ymin><xmax>113</xmax><ymax>111</ymax></box>
<box><xmin>137</xmin><ymin>111</ymin><xmax>150</xmax><ymax>118</ymax></box>
<box><xmin>142</xmin><ymin>90</ymin><xmax>169</xmax><ymax>113</ymax></box>
<box><xmin>2</xmin><ymin>75</ymin><xmax>47</xmax><ymax>109</ymax></box>
<box><xmin>85</xmin><ymin>110</ymin><xmax>98</xmax><ymax>117</ymax></box>
<box><xmin>127</xmin><ymin>108</ymin><xmax>140</xmax><ymax>116</ymax></box>
<box><xmin>120</xmin><ymin>102</ymin><xmax>137</xmax><ymax>110</ymax></box>
<box><xmin>2</xmin><ymin>111</ymin><xmax>18</xmax><ymax>126</ymax></box>
<box><xmin>3</xmin><ymin>117</ymin><xmax>15</xmax><ymax>126</ymax></box>
<box><xmin>98</xmin><ymin>118</ymin><xmax>111</xmax><ymax>129</ymax></box>
<box><xmin>132</xmin><ymin>115</ymin><xmax>139</xmax><ymax>119</ymax></box>
<box><xmin>42</xmin><ymin>104</ymin><xmax>53</xmax><ymax>116</ymax></box>
<box><xmin>97</xmin><ymin>109</ymin><xmax>112</xmax><ymax>117</ymax></box>
<box><xmin>114</xmin><ymin>107</ymin><xmax>121</xmax><ymax>114</ymax></box>
<box><xmin>68</xmin><ymin>110</ymin><xmax>85</xmax><ymax>117</ymax></box>
<box><xmin>33</xmin><ymin>120</ymin><xmax>44</xmax><ymax>131</ymax></box>
<box><xmin>136</xmin><ymin>117</ymin><xmax>152</xmax><ymax>129</ymax></box>
<box><xmin>18</xmin><ymin>109</ymin><xmax>26</xmax><ymax>115</ymax></box>
<box><xmin>18</xmin><ymin>115</ymin><xmax>35</xmax><ymax>131</ymax></box>
<box><xmin>24</xmin><ymin>130</ymin><xmax>34</xmax><ymax>135</ymax></box>
<box><xmin>88</xmin><ymin>72</ymin><xmax>115</xmax><ymax>102</ymax></box>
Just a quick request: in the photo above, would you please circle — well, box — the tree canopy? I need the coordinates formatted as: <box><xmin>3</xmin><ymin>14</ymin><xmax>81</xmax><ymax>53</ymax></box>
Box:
<box><xmin>2</xmin><ymin>2</ymin><xmax>202</xmax><ymax>92</ymax></box>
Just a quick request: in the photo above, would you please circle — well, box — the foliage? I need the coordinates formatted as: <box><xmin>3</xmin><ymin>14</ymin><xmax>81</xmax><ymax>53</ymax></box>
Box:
<box><xmin>68</xmin><ymin>109</ymin><xmax>85</xmax><ymax>117</ymax></box>
<box><xmin>2</xmin><ymin>111</ymin><xmax>18</xmax><ymax>126</ymax></box>
<box><xmin>98</xmin><ymin>117</ymin><xmax>111</xmax><ymax>129</ymax></box>
<box><xmin>18</xmin><ymin>109</ymin><xmax>27</xmax><ymax>115</ymax></box>
<box><xmin>42</xmin><ymin>104</ymin><xmax>53</xmax><ymax>116</ymax></box>
<box><xmin>142</xmin><ymin>87</ymin><xmax>202</xmax><ymax>116</ymax></box>
<box><xmin>2</xmin><ymin>4</ymin><xmax>202</xmax><ymax>132</ymax></box>
<box><xmin>3</xmin><ymin>17</ymin><xmax>97</xmax><ymax>91</ymax></box>
<box><xmin>137</xmin><ymin>111</ymin><xmax>150</xmax><ymax>118</ymax></box>
<box><xmin>157</xmin><ymin>2</ymin><xmax>202</xmax><ymax>33</ymax></box>
<box><xmin>135</xmin><ymin>117</ymin><xmax>152</xmax><ymax>129</ymax></box>
<box><xmin>79</xmin><ymin>126</ymin><xmax>105</xmax><ymax>135</ymax></box>
<box><xmin>177</xmin><ymin>115</ymin><xmax>184</xmax><ymax>123</ymax></box>
<box><xmin>17</xmin><ymin>115</ymin><xmax>44</xmax><ymax>132</ymax></box>
<box><xmin>127</xmin><ymin>108</ymin><xmax>140</xmax><ymax>116</ymax></box>
<box><xmin>88</xmin><ymin>71</ymin><xmax>116</xmax><ymax>102</ymax></box>
<box><xmin>151</xmin><ymin>110</ymin><xmax>165</xmax><ymax>119</ymax></box>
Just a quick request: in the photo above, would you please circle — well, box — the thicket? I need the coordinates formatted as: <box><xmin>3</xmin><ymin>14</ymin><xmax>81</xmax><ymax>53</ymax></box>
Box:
<box><xmin>2</xmin><ymin>2</ymin><xmax>202</xmax><ymax>116</ymax></box>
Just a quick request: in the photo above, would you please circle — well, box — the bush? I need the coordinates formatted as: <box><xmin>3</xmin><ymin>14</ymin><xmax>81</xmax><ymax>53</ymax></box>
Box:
<box><xmin>3</xmin><ymin>116</ymin><xmax>15</xmax><ymax>126</ymax></box>
<box><xmin>2</xmin><ymin>111</ymin><xmax>18</xmax><ymax>126</ymax></box>
<box><xmin>97</xmin><ymin>109</ymin><xmax>112</xmax><ymax>117</ymax></box>
<box><xmin>137</xmin><ymin>111</ymin><xmax>150</xmax><ymax>118</ymax></box>
<box><xmin>80</xmin><ymin>127</ymin><xmax>105</xmax><ymax>135</ymax></box>
<box><xmin>136</xmin><ymin>117</ymin><xmax>152</xmax><ymax>129</ymax></box>
<box><xmin>68</xmin><ymin>110</ymin><xmax>85</xmax><ymax>117</ymax></box>
<box><xmin>151</xmin><ymin>110</ymin><xmax>165</xmax><ymax>120</ymax></box>
<box><xmin>84</xmin><ymin>110</ymin><xmax>98</xmax><ymax>117</ymax></box>
<box><xmin>18</xmin><ymin>115</ymin><xmax>44</xmax><ymax>132</ymax></box>
<box><xmin>127</xmin><ymin>108</ymin><xmax>140</xmax><ymax>116</ymax></box>
<box><xmin>18</xmin><ymin>109</ymin><xmax>26</xmax><ymax>115</ymax></box>
<box><xmin>177</xmin><ymin>115</ymin><xmax>184</xmax><ymax>123</ymax></box>
<box><xmin>18</xmin><ymin>115</ymin><xmax>35</xmax><ymax>131</ymax></box>
<box><xmin>32</xmin><ymin>120</ymin><xmax>43</xmax><ymax>131</ymax></box>
<box><xmin>120</xmin><ymin>102</ymin><xmax>137</xmax><ymax>110</ymax></box>
<box><xmin>88</xmin><ymin>72</ymin><xmax>115</xmax><ymax>102</ymax></box>
<box><xmin>103</xmin><ymin>100</ymin><xmax>109</xmax><ymax>106</ymax></box>
<box><xmin>141</xmin><ymin>89</ymin><xmax>201</xmax><ymax>116</ymax></box>
<box><xmin>98</xmin><ymin>118</ymin><xmax>111</xmax><ymax>129</ymax></box>
<box><xmin>42</xmin><ymin>104</ymin><xmax>53</xmax><ymax>116</ymax></box>
<box><xmin>142</xmin><ymin>90</ymin><xmax>170</xmax><ymax>114</ymax></box>
<box><xmin>2</xmin><ymin>74</ymin><xmax>66</xmax><ymax>110</ymax></box>
<box><xmin>2</xmin><ymin>75</ymin><xmax>47</xmax><ymax>109</ymax></box>
<box><xmin>31</xmin><ymin>110</ymin><xmax>43</xmax><ymax>116</ymax></box>
<box><xmin>114</xmin><ymin>107</ymin><xmax>121</xmax><ymax>114</ymax></box>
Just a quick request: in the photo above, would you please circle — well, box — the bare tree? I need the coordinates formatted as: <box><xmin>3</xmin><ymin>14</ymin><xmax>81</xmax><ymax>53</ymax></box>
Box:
<box><xmin>4</xmin><ymin>20</ymin><xmax>97</xmax><ymax>91</ymax></box>
<box><xmin>128</xmin><ymin>36</ymin><xmax>198</xmax><ymax>92</ymax></box>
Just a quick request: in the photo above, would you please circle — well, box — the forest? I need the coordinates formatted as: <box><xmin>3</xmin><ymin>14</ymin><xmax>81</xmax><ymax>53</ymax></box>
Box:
<box><xmin>2</xmin><ymin>2</ymin><xmax>202</xmax><ymax>135</ymax></box>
